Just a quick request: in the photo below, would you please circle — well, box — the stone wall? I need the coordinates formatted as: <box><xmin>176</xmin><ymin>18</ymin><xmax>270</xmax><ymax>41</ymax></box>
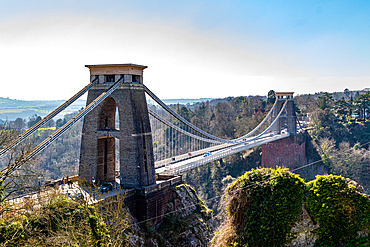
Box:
<box><xmin>124</xmin><ymin>175</ymin><xmax>183</xmax><ymax>224</ymax></box>
<box><xmin>261</xmin><ymin>133</ymin><xmax>306</xmax><ymax>170</ymax></box>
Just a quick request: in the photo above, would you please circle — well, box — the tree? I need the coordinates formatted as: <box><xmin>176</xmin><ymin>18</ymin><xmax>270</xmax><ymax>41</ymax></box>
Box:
<box><xmin>294</xmin><ymin>94</ymin><xmax>318</xmax><ymax>117</ymax></box>
<box><xmin>175</xmin><ymin>104</ymin><xmax>192</xmax><ymax>121</ymax></box>
<box><xmin>0</xmin><ymin>123</ymin><xmax>39</xmax><ymax>213</ymax></box>
<box><xmin>344</xmin><ymin>88</ymin><xmax>350</xmax><ymax>99</ymax></box>
<box><xmin>267</xmin><ymin>90</ymin><xmax>276</xmax><ymax>104</ymax></box>
<box><xmin>355</xmin><ymin>93</ymin><xmax>370</xmax><ymax>121</ymax></box>
<box><xmin>212</xmin><ymin>102</ymin><xmax>236</xmax><ymax>138</ymax></box>
<box><xmin>318</xmin><ymin>92</ymin><xmax>334</xmax><ymax>110</ymax></box>
<box><xmin>306</xmin><ymin>175</ymin><xmax>370</xmax><ymax>244</ymax></box>
<box><xmin>0</xmin><ymin>174</ymin><xmax>4</xmax><ymax>204</ymax></box>
<box><xmin>334</xmin><ymin>99</ymin><xmax>351</xmax><ymax>121</ymax></box>
<box><xmin>28</xmin><ymin>114</ymin><xmax>42</xmax><ymax>128</ymax></box>
<box><xmin>56</xmin><ymin>118</ymin><xmax>67</xmax><ymax>128</ymax></box>
<box><xmin>317</xmin><ymin>138</ymin><xmax>335</xmax><ymax>168</ymax></box>
<box><xmin>354</xmin><ymin>91</ymin><xmax>360</xmax><ymax>100</ymax></box>
<box><xmin>11</xmin><ymin>118</ymin><xmax>26</xmax><ymax>129</ymax></box>
<box><xmin>215</xmin><ymin>167</ymin><xmax>305</xmax><ymax>247</ymax></box>
<box><xmin>44</xmin><ymin>118</ymin><xmax>55</xmax><ymax>128</ymax></box>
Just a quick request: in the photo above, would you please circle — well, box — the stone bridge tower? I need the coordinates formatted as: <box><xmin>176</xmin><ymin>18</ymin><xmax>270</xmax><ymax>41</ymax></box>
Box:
<box><xmin>271</xmin><ymin>92</ymin><xmax>297</xmax><ymax>134</ymax></box>
<box><xmin>79</xmin><ymin>64</ymin><xmax>156</xmax><ymax>188</ymax></box>
<box><xmin>263</xmin><ymin>92</ymin><xmax>305</xmax><ymax>170</ymax></box>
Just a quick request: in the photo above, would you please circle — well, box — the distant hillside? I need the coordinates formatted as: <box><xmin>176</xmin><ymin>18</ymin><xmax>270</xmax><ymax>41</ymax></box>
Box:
<box><xmin>160</xmin><ymin>98</ymin><xmax>214</xmax><ymax>105</ymax></box>
<box><xmin>0</xmin><ymin>97</ymin><xmax>65</xmax><ymax>109</ymax></box>
<box><xmin>1</xmin><ymin>88</ymin><xmax>367</xmax><ymax>121</ymax></box>
<box><xmin>0</xmin><ymin>97</ymin><xmax>85</xmax><ymax>121</ymax></box>
<box><xmin>1</xmin><ymin>96</ymin><xmax>217</xmax><ymax>121</ymax></box>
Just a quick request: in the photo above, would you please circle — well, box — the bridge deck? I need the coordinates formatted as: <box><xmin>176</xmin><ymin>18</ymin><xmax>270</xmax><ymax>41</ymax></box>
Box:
<box><xmin>155</xmin><ymin>132</ymin><xmax>290</xmax><ymax>175</ymax></box>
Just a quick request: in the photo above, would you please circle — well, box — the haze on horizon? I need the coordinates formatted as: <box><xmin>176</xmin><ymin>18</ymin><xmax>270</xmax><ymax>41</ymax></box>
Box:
<box><xmin>0</xmin><ymin>0</ymin><xmax>369</xmax><ymax>101</ymax></box>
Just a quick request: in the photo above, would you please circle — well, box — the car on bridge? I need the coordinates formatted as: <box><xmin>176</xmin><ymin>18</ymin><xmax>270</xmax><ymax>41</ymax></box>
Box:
<box><xmin>203</xmin><ymin>152</ymin><xmax>212</xmax><ymax>157</ymax></box>
<box><xmin>98</xmin><ymin>182</ymin><xmax>114</xmax><ymax>192</ymax></box>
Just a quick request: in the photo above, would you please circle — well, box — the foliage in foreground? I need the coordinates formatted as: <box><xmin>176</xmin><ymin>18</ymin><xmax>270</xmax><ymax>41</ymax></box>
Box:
<box><xmin>307</xmin><ymin>175</ymin><xmax>370</xmax><ymax>245</ymax></box>
<box><xmin>212</xmin><ymin>167</ymin><xmax>370</xmax><ymax>247</ymax></box>
<box><xmin>219</xmin><ymin>167</ymin><xmax>306</xmax><ymax>246</ymax></box>
<box><xmin>0</xmin><ymin>195</ymin><xmax>111</xmax><ymax>247</ymax></box>
<box><xmin>314</xmin><ymin>236</ymin><xmax>370</xmax><ymax>247</ymax></box>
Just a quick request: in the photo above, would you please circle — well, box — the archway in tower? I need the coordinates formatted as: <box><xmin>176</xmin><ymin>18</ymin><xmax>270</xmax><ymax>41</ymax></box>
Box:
<box><xmin>97</xmin><ymin>137</ymin><xmax>116</xmax><ymax>182</ymax></box>
<box><xmin>96</xmin><ymin>97</ymin><xmax>120</xmax><ymax>183</ymax></box>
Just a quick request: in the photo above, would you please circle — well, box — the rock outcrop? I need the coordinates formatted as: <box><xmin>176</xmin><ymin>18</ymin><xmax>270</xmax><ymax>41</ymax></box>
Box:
<box><xmin>286</xmin><ymin>205</ymin><xmax>319</xmax><ymax>247</ymax></box>
<box><xmin>128</xmin><ymin>184</ymin><xmax>216</xmax><ymax>246</ymax></box>
<box><xmin>286</xmin><ymin>179</ymin><xmax>370</xmax><ymax>247</ymax></box>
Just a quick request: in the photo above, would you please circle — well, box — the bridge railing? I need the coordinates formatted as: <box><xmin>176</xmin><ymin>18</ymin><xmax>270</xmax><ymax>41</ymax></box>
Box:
<box><xmin>154</xmin><ymin>143</ymin><xmax>234</xmax><ymax>168</ymax></box>
<box><xmin>158</xmin><ymin>132</ymin><xmax>290</xmax><ymax>175</ymax></box>
<box><xmin>154</xmin><ymin>99</ymin><xmax>289</xmax><ymax>173</ymax></box>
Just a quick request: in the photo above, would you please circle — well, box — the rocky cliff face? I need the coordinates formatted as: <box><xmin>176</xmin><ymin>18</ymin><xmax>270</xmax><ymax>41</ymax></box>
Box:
<box><xmin>286</xmin><ymin>179</ymin><xmax>370</xmax><ymax>247</ymax></box>
<box><xmin>128</xmin><ymin>184</ymin><xmax>216</xmax><ymax>246</ymax></box>
<box><xmin>285</xmin><ymin>205</ymin><xmax>319</xmax><ymax>247</ymax></box>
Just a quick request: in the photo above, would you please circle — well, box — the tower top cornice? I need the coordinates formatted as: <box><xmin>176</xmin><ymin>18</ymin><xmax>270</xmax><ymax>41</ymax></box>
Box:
<box><xmin>85</xmin><ymin>64</ymin><xmax>147</xmax><ymax>76</ymax></box>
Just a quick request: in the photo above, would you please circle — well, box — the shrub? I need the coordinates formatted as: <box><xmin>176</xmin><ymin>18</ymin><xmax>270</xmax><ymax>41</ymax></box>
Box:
<box><xmin>0</xmin><ymin>195</ymin><xmax>110</xmax><ymax>246</ymax></box>
<box><xmin>306</xmin><ymin>175</ymin><xmax>370</xmax><ymax>244</ymax></box>
<box><xmin>225</xmin><ymin>167</ymin><xmax>305</xmax><ymax>246</ymax></box>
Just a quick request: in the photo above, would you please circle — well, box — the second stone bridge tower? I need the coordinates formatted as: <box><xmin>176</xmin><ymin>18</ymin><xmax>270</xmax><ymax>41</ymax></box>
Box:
<box><xmin>79</xmin><ymin>64</ymin><xmax>156</xmax><ymax>188</ymax></box>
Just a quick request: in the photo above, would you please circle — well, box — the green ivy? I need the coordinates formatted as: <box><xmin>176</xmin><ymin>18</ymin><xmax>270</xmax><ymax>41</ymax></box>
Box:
<box><xmin>226</xmin><ymin>167</ymin><xmax>306</xmax><ymax>247</ymax></box>
<box><xmin>0</xmin><ymin>196</ymin><xmax>109</xmax><ymax>246</ymax></box>
<box><xmin>306</xmin><ymin>175</ymin><xmax>370</xmax><ymax>244</ymax></box>
<box><xmin>184</xmin><ymin>184</ymin><xmax>213</xmax><ymax>220</ymax></box>
<box><xmin>86</xmin><ymin>212</ymin><xmax>110</xmax><ymax>247</ymax></box>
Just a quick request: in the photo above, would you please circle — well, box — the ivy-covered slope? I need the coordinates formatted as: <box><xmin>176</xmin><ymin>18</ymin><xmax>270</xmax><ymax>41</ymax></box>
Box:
<box><xmin>211</xmin><ymin>167</ymin><xmax>370</xmax><ymax>247</ymax></box>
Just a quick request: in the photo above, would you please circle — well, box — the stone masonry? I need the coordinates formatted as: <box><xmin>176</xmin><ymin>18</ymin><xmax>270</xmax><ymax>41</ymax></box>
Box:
<box><xmin>79</xmin><ymin>64</ymin><xmax>156</xmax><ymax>188</ymax></box>
<box><xmin>261</xmin><ymin>132</ymin><xmax>306</xmax><ymax>170</ymax></box>
<box><xmin>271</xmin><ymin>92</ymin><xmax>297</xmax><ymax>134</ymax></box>
<box><xmin>263</xmin><ymin>93</ymin><xmax>305</xmax><ymax>170</ymax></box>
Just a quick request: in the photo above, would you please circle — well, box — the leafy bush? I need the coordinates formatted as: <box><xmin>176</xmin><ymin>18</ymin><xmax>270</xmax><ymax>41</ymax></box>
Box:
<box><xmin>0</xmin><ymin>195</ymin><xmax>110</xmax><ymax>246</ymax></box>
<box><xmin>306</xmin><ymin>175</ymin><xmax>370</xmax><ymax>244</ymax></box>
<box><xmin>225</xmin><ymin>167</ymin><xmax>305</xmax><ymax>246</ymax></box>
<box><xmin>86</xmin><ymin>212</ymin><xmax>110</xmax><ymax>247</ymax></box>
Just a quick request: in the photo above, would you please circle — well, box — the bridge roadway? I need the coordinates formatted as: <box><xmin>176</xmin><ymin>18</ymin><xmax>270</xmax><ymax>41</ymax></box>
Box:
<box><xmin>155</xmin><ymin>132</ymin><xmax>290</xmax><ymax>175</ymax></box>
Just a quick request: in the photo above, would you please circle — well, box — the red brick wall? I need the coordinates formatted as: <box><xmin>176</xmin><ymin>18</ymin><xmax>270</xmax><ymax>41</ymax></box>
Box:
<box><xmin>262</xmin><ymin>133</ymin><xmax>306</xmax><ymax>170</ymax></box>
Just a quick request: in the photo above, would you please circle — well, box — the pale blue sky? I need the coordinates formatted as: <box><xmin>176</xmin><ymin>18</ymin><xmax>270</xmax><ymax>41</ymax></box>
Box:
<box><xmin>0</xmin><ymin>0</ymin><xmax>369</xmax><ymax>100</ymax></box>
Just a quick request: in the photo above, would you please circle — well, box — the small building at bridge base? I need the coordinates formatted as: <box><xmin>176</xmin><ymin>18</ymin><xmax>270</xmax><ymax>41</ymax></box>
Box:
<box><xmin>261</xmin><ymin>133</ymin><xmax>306</xmax><ymax>170</ymax></box>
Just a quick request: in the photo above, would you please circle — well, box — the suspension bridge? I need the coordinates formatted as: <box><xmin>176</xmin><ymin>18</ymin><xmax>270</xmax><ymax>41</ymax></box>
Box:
<box><xmin>0</xmin><ymin>64</ymin><xmax>302</xmax><ymax>223</ymax></box>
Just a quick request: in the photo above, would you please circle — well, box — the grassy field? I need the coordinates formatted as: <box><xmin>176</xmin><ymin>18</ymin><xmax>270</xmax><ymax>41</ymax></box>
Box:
<box><xmin>0</xmin><ymin>97</ymin><xmax>86</xmax><ymax>121</ymax></box>
<box><xmin>0</xmin><ymin>108</ymin><xmax>50</xmax><ymax>114</ymax></box>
